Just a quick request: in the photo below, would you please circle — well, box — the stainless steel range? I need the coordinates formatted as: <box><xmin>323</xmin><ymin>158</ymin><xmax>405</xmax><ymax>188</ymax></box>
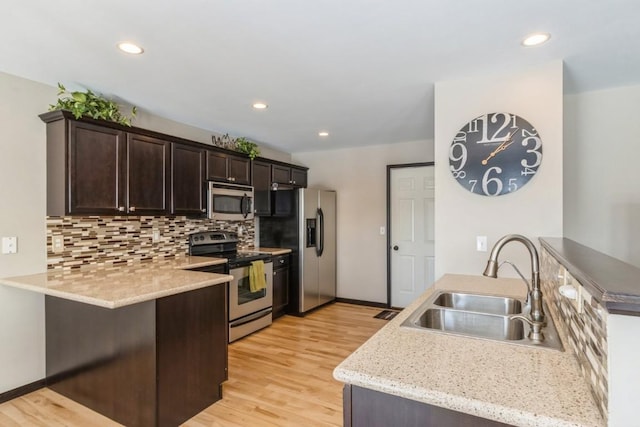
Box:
<box><xmin>189</xmin><ymin>231</ymin><xmax>273</xmax><ymax>342</ymax></box>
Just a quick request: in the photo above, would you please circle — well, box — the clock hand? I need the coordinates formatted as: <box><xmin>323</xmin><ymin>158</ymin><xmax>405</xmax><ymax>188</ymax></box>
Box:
<box><xmin>481</xmin><ymin>128</ymin><xmax>519</xmax><ymax>165</ymax></box>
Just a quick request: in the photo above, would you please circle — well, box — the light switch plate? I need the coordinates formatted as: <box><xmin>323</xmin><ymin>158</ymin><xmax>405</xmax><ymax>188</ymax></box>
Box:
<box><xmin>152</xmin><ymin>229</ymin><xmax>161</xmax><ymax>243</ymax></box>
<box><xmin>476</xmin><ymin>236</ymin><xmax>487</xmax><ymax>252</ymax></box>
<box><xmin>379</xmin><ymin>226</ymin><xmax>385</xmax><ymax>236</ymax></box>
<box><xmin>2</xmin><ymin>236</ymin><xmax>17</xmax><ymax>254</ymax></box>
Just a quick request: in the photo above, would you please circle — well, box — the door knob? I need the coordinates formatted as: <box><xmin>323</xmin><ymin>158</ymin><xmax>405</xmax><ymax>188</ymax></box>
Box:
<box><xmin>393</xmin><ymin>245</ymin><xmax>399</xmax><ymax>251</ymax></box>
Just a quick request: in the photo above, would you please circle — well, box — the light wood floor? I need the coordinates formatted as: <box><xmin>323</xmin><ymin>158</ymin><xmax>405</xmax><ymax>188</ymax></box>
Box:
<box><xmin>0</xmin><ymin>303</ymin><xmax>387</xmax><ymax>426</ymax></box>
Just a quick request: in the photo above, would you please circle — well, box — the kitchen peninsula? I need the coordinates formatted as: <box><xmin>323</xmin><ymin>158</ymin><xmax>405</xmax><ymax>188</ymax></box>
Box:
<box><xmin>334</xmin><ymin>274</ymin><xmax>604</xmax><ymax>427</ymax></box>
<box><xmin>0</xmin><ymin>257</ymin><xmax>231</xmax><ymax>427</ymax></box>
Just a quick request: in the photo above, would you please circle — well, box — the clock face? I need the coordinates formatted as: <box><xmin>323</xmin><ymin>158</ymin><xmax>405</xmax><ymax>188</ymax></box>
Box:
<box><xmin>448</xmin><ymin>112</ymin><xmax>543</xmax><ymax>196</ymax></box>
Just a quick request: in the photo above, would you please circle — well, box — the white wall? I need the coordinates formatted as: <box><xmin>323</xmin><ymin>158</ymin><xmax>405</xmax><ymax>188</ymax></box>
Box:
<box><xmin>434</xmin><ymin>61</ymin><xmax>564</xmax><ymax>279</ymax></box>
<box><xmin>0</xmin><ymin>72</ymin><xmax>55</xmax><ymax>392</ymax></box>
<box><xmin>293</xmin><ymin>140</ymin><xmax>433</xmax><ymax>304</ymax></box>
<box><xmin>134</xmin><ymin>110</ymin><xmax>293</xmax><ymax>164</ymax></box>
<box><xmin>564</xmin><ymin>85</ymin><xmax>640</xmax><ymax>268</ymax></box>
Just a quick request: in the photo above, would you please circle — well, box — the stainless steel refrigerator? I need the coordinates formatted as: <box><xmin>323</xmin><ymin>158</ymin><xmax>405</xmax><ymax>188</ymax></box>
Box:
<box><xmin>299</xmin><ymin>188</ymin><xmax>337</xmax><ymax>313</ymax></box>
<box><xmin>258</xmin><ymin>188</ymin><xmax>336</xmax><ymax>315</ymax></box>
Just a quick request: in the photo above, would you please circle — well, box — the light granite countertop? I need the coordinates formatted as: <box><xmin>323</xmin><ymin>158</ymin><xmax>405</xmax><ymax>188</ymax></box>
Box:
<box><xmin>0</xmin><ymin>256</ymin><xmax>232</xmax><ymax>309</ymax></box>
<box><xmin>333</xmin><ymin>274</ymin><xmax>604</xmax><ymax>427</ymax></box>
<box><xmin>242</xmin><ymin>247</ymin><xmax>293</xmax><ymax>256</ymax></box>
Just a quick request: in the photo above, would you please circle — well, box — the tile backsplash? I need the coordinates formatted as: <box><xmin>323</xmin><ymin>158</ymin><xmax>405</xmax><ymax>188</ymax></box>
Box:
<box><xmin>541</xmin><ymin>248</ymin><xmax>609</xmax><ymax>420</ymax></box>
<box><xmin>47</xmin><ymin>216</ymin><xmax>255</xmax><ymax>271</ymax></box>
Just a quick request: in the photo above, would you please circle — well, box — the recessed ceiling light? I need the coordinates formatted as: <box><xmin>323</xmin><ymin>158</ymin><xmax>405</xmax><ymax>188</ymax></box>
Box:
<box><xmin>117</xmin><ymin>42</ymin><xmax>144</xmax><ymax>54</ymax></box>
<box><xmin>522</xmin><ymin>33</ymin><xmax>550</xmax><ymax>47</ymax></box>
<box><xmin>318</xmin><ymin>131</ymin><xmax>329</xmax><ymax>137</ymax></box>
<box><xmin>252</xmin><ymin>102</ymin><xmax>268</xmax><ymax>110</ymax></box>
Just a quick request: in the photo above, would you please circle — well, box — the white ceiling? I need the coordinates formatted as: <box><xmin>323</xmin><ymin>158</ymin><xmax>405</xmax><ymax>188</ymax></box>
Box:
<box><xmin>2</xmin><ymin>0</ymin><xmax>639</xmax><ymax>153</ymax></box>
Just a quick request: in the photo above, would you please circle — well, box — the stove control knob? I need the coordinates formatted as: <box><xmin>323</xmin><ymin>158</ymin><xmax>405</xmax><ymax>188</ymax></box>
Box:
<box><xmin>199</xmin><ymin>235</ymin><xmax>205</xmax><ymax>241</ymax></box>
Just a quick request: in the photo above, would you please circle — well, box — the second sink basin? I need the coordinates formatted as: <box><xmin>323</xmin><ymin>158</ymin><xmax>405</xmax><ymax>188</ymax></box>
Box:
<box><xmin>416</xmin><ymin>308</ymin><xmax>525</xmax><ymax>341</ymax></box>
<box><xmin>432</xmin><ymin>291</ymin><xmax>522</xmax><ymax>315</ymax></box>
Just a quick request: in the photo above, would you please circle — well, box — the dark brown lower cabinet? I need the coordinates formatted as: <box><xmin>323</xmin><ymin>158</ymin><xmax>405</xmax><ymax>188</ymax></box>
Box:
<box><xmin>272</xmin><ymin>254</ymin><xmax>290</xmax><ymax>319</ymax></box>
<box><xmin>344</xmin><ymin>385</ymin><xmax>512</xmax><ymax>427</ymax></box>
<box><xmin>46</xmin><ymin>284</ymin><xmax>227</xmax><ymax>427</ymax></box>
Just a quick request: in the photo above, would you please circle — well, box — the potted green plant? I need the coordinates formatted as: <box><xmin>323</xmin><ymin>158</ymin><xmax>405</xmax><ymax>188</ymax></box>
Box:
<box><xmin>49</xmin><ymin>83</ymin><xmax>137</xmax><ymax>126</ymax></box>
<box><xmin>234</xmin><ymin>137</ymin><xmax>260</xmax><ymax>159</ymax></box>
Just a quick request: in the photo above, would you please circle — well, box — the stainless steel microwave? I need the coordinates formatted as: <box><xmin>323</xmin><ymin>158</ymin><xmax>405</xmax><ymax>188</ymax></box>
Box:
<box><xmin>207</xmin><ymin>182</ymin><xmax>254</xmax><ymax>221</ymax></box>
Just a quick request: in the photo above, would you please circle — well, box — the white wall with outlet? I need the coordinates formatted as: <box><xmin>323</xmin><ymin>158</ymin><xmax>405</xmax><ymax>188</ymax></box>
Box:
<box><xmin>0</xmin><ymin>72</ymin><xmax>55</xmax><ymax>393</ymax></box>
<box><xmin>434</xmin><ymin>61</ymin><xmax>564</xmax><ymax>279</ymax></box>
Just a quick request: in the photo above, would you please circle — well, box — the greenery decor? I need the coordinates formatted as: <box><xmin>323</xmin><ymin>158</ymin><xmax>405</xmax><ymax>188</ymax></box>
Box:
<box><xmin>234</xmin><ymin>137</ymin><xmax>260</xmax><ymax>159</ymax></box>
<box><xmin>49</xmin><ymin>83</ymin><xmax>137</xmax><ymax>126</ymax></box>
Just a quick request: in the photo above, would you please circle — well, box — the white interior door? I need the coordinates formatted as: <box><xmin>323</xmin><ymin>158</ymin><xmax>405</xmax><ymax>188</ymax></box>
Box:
<box><xmin>390</xmin><ymin>166</ymin><xmax>435</xmax><ymax>308</ymax></box>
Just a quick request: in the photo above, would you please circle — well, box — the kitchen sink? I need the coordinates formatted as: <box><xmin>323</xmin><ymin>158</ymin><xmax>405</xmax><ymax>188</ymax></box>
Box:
<box><xmin>416</xmin><ymin>308</ymin><xmax>525</xmax><ymax>341</ymax></box>
<box><xmin>401</xmin><ymin>290</ymin><xmax>564</xmax><ymax>351</ymax></box>
<box><xmin>432</xmin><ymin>292</ymin><xmax>522</xmax><ymax>315</ymax></box>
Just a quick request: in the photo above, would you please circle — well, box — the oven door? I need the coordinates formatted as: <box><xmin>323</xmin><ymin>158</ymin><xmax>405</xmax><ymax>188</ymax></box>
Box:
<box><xmin>229</xmin><ymin>261</ymin><xmax>273</xmax><ymax>321</ymax></box>
<box><xmin>208</xmin><ymin>182</ymin><xmax>254</xmax><ymax>221</ymax></box>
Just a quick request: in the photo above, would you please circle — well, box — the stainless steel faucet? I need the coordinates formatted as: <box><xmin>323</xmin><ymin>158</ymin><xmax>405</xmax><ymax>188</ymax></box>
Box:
<box><xmin>482</xmin><ymin>234</ymin><xmax>546</xmax><ymax>341</ymax></box>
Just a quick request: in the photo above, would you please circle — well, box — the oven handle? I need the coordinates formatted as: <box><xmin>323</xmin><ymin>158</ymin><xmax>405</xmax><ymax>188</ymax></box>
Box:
<box><xmin>229</xmin><ymin>307</ymin><xmax>272</xmax><ymax>328</ymax></box>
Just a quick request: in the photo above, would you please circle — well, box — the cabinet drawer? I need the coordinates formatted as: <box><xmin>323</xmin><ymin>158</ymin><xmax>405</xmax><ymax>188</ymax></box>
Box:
<box><xmin>272</xmin><ymin>254</ymin><xmax>290</xmax><ymax>268</ymax></box>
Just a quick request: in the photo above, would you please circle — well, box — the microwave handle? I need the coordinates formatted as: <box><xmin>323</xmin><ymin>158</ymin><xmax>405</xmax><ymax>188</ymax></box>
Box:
<box><xmin>241</xmin><ymin>193</ymin><xmax>249</xmax><ymax>219</ymax></box>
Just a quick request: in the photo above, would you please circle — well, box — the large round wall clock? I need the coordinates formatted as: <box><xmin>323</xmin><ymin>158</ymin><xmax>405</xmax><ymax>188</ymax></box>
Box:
<box><xmin>448</xmin><ymin>112</ymin><xmax>543</xmax><ymax>196</ymax></box>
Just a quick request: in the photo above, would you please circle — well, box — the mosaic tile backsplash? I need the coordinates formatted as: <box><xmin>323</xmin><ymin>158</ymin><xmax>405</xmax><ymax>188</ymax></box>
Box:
<box><xmin>541</xmin><ymin>248</ymin><xmax>609</xmax><ymax>421</ymax></box>
<box><xmin>46</xmin><ymin>216</ymin><xmax>255</xmax><ymax>271</ymax></box>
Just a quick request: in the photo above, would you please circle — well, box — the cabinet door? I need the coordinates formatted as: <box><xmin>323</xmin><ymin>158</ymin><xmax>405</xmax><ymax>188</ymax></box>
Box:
<box><xmin>127</xmin><ymin>134</ymin><xmax>170</xmax><ymax>215</ymax></box>
<box><xmin>290</xmin><ymin>167</ymin><xmax>307</xmax><ymax>188</ymax></box>
<box><xmin>272</xmin><ymin>164</ymin><xmax>291</xmax><ymax>185</ymax></box>
<box><xmin>206</xmin><ymin>151</ymin><xmax>229</xmax><ymax>182</ymax></box>
<box><xmin>272</xmin><ymin>256</ymin><xmax>290</xmax><ymax>319</ymax></box>
<box><xmin>228</xmin><ymin>156</ymin><xmax>251</xmax><ymax>185</ymax></box>
<box><xmin>69</xmin><ymin>121</ymin><xmax>126</xmax><ymax>214</ymax></box>
<box><xmin>172</xmin><ymin>143</ymin><xmax>206</xmax><ymax>216</ymax></box>
<box><xmin>157</xmin><ymin>284</ymin><xmax>228</xmax><ymax>426</ymax></box>
<box><xmin>252</xmin><ymin>160</ymin><xmax>272</xmax><ymax>216</ymax></box>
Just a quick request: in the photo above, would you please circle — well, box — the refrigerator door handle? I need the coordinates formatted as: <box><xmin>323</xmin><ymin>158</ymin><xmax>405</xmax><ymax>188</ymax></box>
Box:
<box><xmin>316</xmin><ymin>208</ymin><xmax>324</xmax><ymax>256</ymax></box>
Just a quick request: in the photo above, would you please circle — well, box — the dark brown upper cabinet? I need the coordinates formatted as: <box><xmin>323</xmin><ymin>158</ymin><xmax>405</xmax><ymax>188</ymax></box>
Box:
<box><xmin>42</xmin><ymin>110</ymin><xmax>170</xmax><ymax>216</ymax></box>
<box><xmin>252</xmin><ymin>160</ymin><xmax>272</xmax><ymax>216</ymax></box>
<box><xmin>171</xmin><ymin>143</ymin><xmax>206</xmax><ymax>216</ymax></box>
<box><xmin>66</xmin><ymin>120</ymin><xmax>126</xmax><ymax>215</ymax></box>
<box><xmin>290</xmin><ymin>167</ymin><xmax>308</xmax><ymax>188</ymax></box>
<box><xmin>271</xmin><ymin>164</ymin><xmax>307</xmax><ymax>188</ymax></box>
<box><xmin>126</xmin><ymin>134</ymin><xmax>170</xmax><ymax>215</ymax></box>
<box><xmin>207</xmin><ymin>151</ymin><xmax>251</xmax><ymax>185</ymax></box>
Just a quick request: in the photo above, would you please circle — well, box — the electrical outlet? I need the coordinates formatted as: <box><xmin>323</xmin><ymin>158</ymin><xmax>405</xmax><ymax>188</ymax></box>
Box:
<box><xmin>152</xmin><ymin>229</ymin><xmax>161</xmax><ymax>243</ymax></box>
<box><xmin>476</xmin><ymin>236</ymin><xmax>487</xmax><ymax>252</ymax></box>
<box><xmin>2</xmin><ymin>237</ymin><xmax>17</xmax><ymax>254</ymax></box>
<box><xmin>52</xmin><ymin>235</ymin><xmax>64</xmax><ymax>253</ymax></box>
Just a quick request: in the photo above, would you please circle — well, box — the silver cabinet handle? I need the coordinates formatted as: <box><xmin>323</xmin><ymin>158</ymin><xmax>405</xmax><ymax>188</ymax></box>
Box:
<box><xmin>130</xmin><ymin>206</ymin><xmax>136</xmax><ymax>212</ymax></box>
<box><xmin>279</xmin><ymin>259</ymin><xmax>285</xmax><ymax>264</ymax></box>
<box><xmin>117</xmin><ymin>206</ymin><xmax>125</xmax><ymax>212</ymax></box>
